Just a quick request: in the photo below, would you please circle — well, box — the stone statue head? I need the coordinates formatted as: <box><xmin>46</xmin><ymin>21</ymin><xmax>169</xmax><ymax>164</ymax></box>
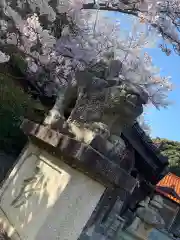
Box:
<box><xmin>69</xmin><ymin>68</ymin><xmax>148</xmax><ymax>130</ymax></box>
<box><xmin>105</xmin><ymin>82</ymin><xmax>149</xmax><ymax>129</ymax></box>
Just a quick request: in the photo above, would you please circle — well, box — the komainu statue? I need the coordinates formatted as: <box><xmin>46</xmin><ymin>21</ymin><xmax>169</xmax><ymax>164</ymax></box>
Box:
<box><xmin>44</xmin><ymin>56</ymin><xmax>148</xmax><ymax>159</ymax></box>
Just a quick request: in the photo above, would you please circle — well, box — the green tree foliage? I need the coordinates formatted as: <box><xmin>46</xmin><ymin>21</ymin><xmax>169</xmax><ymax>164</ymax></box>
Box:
<box><xmin>153</xmin><ymin>138</ymin><xmax>180</xmax><ymax>176</ymax></box>
<box><xmin>0</xmin><ymin>74</ymin><xmax>45</xmax><ymax>156</ymax></box>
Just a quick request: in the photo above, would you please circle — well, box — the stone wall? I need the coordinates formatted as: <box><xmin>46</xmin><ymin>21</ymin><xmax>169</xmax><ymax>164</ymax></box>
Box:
<box><xmin>118</xmin><ymin>228</ymin><xmax>174</xmax><ymax>240</ymax></box>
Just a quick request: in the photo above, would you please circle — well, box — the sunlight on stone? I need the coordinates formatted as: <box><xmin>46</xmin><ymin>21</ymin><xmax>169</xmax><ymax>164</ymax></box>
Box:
<box><xmin>68</xmin><ymin>122</ymin><xmax>95</xmax><ymax>144</ymax></box>
<box><xmin>39</xmin><ymin>155</ymin><xmax>71</xmax><ymax>208</ymax></box>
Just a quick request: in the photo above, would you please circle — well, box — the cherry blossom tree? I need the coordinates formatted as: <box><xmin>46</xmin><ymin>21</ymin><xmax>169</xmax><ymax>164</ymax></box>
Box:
<box><xmin>83</xmin><ymin>0</ymin><xmax>180</xmax><ymax>56</ymax></box>
<box><xmin>0</xmin><ymin>0</ymin><xmax>173</xmax><ymax>125</ymax></box>
<box><xmin>137</xmin><ymin>112</ymin><xmax>151</xmax><ymax>134</ymax></box>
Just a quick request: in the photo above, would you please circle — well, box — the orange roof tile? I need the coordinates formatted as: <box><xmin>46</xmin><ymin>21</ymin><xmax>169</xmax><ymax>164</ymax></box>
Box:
<box><xmin>156</xmin><ymin>173</ymin><xmax>180</xmax><ymax>204</ymax></box>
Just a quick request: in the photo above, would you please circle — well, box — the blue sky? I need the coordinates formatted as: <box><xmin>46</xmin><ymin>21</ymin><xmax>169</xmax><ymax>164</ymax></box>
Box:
<box><xmin>145</xmin><ymin>48</ymin><xmax>180</xmax><ymax>141</ymax></box>
<box><xmin>107</xmin><ymin>12</ymin><xmax>180</xmax><ymax>141</ymax></box>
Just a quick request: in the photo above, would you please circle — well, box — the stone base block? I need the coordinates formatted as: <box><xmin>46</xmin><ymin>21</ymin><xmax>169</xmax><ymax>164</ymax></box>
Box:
<box><xmin>0</xmin><ymin>144</ymin><xmax>105</xmax><ymax>240</ymax></box>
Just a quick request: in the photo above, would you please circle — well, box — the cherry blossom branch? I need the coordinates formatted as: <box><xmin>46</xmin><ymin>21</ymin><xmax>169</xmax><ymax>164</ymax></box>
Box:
<box><xmin>82</xmin><ymin>2</ymin><xmax>139</xmax><ymax>16</ymax></box>
<box><xmin>82</xmin><ymin>2</ymin><xmax>180</xmax><ymax>54</ymax></box>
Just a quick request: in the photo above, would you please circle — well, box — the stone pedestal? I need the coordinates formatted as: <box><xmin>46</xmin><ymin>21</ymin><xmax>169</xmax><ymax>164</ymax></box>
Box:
<box><xmin>118</xmin><ymin>217</ymin><xmax>159</xmax><ymax>240</ymax></box>
<box><xmin>118</xmin><ymin>196</ymin><xmax>165</xmax><ymax>240</ymax></box>
<box><xmin>128</xmin><ymin>217</ymin><xmax>154</xmax><ymax>239</ymax></box>
<box><xmin>0</xmin><ymin>120</ymin><xmax>138</xmax><ymax>240</ymax></box>
<box><xmin>0</xmin><ymin>143</ymin><xmax>105</xmax><ymax>240</ymax></box>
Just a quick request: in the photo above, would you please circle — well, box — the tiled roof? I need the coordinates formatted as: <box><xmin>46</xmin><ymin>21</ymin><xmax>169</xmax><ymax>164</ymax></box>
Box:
<box><xmin>156</xmin><ymin>173</ymin><xmax>180</xmax><ymax>204</ymax></box>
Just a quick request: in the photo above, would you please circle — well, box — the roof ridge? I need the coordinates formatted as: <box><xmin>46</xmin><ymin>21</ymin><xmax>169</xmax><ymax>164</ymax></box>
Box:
<box><xmin>157</xmin><ymin>172</ymin><xmax>180</xmax><ymax>185</ymax></box>
<box><xmin>166</xmin><ymin>172</ymin><xmax>180</xmax><ymax>181</ymax></box>
<box><xmin>156</xmin><ymin>173</ymin><xmax>180</xmax><ymax>204</ymax></box>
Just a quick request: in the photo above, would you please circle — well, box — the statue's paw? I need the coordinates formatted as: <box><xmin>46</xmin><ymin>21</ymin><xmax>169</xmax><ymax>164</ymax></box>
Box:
<box><xmin>44</xmin><ymin>109</ymin><xmax>65</xmax><ymax>126</ymax></box>
<box><xmin>44</xmin><ymin>110</ymin><xmax>73</xmax><ymax>135</ymax></box>
<box><xmin>92</xmin><ymin>122</ymin><xmax>110</xmax><ymax>139</ymax></box>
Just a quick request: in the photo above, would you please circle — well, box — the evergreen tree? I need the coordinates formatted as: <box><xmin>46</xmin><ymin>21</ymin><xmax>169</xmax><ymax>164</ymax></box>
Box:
<box><xmin>0</xmin><ymin>74</ymin><xmax>45</xmax><ymax>155</ymax></box>
<box><xmin>153</xmin><ymin>138</ymin><xmax>180</xmax><ymax>176</ymax></box>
